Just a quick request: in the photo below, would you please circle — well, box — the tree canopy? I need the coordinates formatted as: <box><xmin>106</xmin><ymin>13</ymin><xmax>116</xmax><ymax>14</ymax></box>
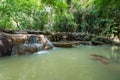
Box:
<box><xmin>0</xmin><ymin>0</ymin><xmax>119</xmax><ymax>36</ymax></box>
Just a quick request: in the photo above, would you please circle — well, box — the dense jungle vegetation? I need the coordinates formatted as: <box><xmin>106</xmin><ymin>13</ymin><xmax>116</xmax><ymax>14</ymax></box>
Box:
<box><xmin>0</xmin><ymin>0</ymin><xmax>120</xmax><ymax>36</ymax></box>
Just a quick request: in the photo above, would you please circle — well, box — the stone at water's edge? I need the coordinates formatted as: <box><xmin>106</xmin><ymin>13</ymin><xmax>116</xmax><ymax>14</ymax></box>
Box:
<box><xmin>0</xmin><ymin>32</ymin><xmax>13</xmax><ymax>56</ymax></box>
<box><xmin>11</xmin><ymin>35</ymin><xmax>54</xmax><ymax>55</ymax></box>
<box><xmin>12</xmin><ymin>44</ymin><xmax>43</xmax><ymax>55</ymax></box>
<box><xmin>0</xmin><ymin>32</ymin><xmax>119</xmax><ymax>56</ymax></box>
<box><xmin>0</xmin><ymin>32</ymin><xmax>54</xmax><ymax>56</ymax></box>
<box><xmin>48</xmin><ymin>32</ymin><xmax>120</xmax><ymax>46</ymax></box>
<box><xmin>52</xmin><ymin>42</ymin><xmax>79</xmax><ymax>48</ymax></box>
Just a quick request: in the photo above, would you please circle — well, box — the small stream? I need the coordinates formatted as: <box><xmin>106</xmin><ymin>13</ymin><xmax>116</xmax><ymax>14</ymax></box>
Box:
<box><xmin>0</xmin><ymin>45</ymin><xmax>120</xmax><ymax>80</ymax></box>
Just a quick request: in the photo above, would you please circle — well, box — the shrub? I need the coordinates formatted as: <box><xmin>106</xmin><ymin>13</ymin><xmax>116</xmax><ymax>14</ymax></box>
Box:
<box><xmin>53</xmin><ymin>12</ymin><xmax>77</xmax><ymax>32</ymax></box>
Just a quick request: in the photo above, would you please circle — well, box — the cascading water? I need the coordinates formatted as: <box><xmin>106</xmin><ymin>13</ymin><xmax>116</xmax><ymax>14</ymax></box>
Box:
<box><xmin>27</xmin><ymin>36</ymin><xmax>40</xmax><ymax>44</ymax></box>
<box><xmin>44</xmin><ymin>37</ymin><xmax>54</xmax><ymax>49</ymax></box>
<box><xmin>11</xmin><ymin>35</ymin><xmax>54</xmax><ymax>55</ymax></box>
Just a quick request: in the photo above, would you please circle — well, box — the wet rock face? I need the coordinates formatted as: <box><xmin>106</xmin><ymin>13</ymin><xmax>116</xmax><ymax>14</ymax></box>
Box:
<box><xmin>0</xmin><ymin>33</ymin><xmax>13</xmax><ymax>56</ymax></box>
<box><xmin>12</xmin><ymin>35</ymin><xmax>43</xmax><ymax>55</ymax></box>
<box><xmin>12</xmin><ymin>44</ymin><xmax>43</xmax><ymax>55</ymax></box>
<box><xmin>38</xmin><ymin>35</ymin><xmax>54</xmax><ymax>50</ymax></box>
<box><xmin>0</xmin><ymin>33</ymin><xmax>54</xmax><ymax>56</ymax></box>
<box><xmin>11</xmin><ymin>34</ymin><xmax>28</xmax><ymax>45</ymax></box>
<box><xmin>11</xmin><ymin>35</ymin><xmax>54</xmax><ymax>55</ymax></box>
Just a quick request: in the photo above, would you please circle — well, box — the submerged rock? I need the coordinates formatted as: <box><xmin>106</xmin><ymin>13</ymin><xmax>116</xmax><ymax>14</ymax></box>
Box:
<box><xmin>89</xmin><ymin>54</ymin><xmax>109</xmax><ymax>64</ymax></box>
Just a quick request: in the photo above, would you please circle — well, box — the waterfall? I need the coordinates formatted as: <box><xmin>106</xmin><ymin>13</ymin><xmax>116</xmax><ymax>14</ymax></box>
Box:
<box><xmin>11</xmin><ymin>35</ymin><xmax>54</xmax><ymax>55</ymax></box>
<box><xmin>45</xmin><ymin>37</ymin><xmax>54</xmax><ymax>49</ymax></box>
<box><xmin>28</xmin><ymin>36</ymin><xmax>40</xmax><ymax>44</ymax></box>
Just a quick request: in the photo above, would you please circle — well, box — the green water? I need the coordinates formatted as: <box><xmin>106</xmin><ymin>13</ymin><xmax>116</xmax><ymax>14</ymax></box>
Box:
<box><xmin>0</xmin><ymin>45</ymin><xmax>120</xmax><ymax>80</ymax></box>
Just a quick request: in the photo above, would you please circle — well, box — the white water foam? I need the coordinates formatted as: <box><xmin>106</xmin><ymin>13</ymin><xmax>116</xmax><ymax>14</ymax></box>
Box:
<box><xmin>34</xmin><ymin>47</ymin><xmax>56</xmax><ymax>55</ymax></box>
<box><xmin>34</xmin><ymin>51</ymin><xmax>48</xmax><ymax>55</ymax></box>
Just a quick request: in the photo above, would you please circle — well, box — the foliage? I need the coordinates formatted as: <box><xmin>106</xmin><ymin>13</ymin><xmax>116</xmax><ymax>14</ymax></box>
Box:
<box><xmin>93</xmin><ymin>0</ymin><xmax>120</xmax><ymax>35</ymax></box>
<box><xmin>0</xmin><ymin>0</ymin><xmax>48</xmax><ymax>30</ymax></box>
<box><xmin>53</xmin><ymin>12</ymin><xmax>77</xmax><ymax>32</ymax></box>
<box><xmin>0</xmin><ymin>0</ymin><xmax>119</xmax><ymax>37</ymax></box>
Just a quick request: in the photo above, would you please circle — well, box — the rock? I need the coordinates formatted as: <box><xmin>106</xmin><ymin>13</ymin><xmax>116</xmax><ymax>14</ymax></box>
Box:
<box><xmin>0</xmin><ymin>32</ymin><xmax>54</xmax><ymax>56</ymax></box>
<box><xmin>112</xmin><ymin>41</ymin><xmax>120</xmax><ymax>46</ymax></box>
<box><xmin>91</xmin><ymin>40</ymin><xmax>105</xmax><ymax>45</ymax></box>
<box><xmin>0</xmin><ymin>33</ymin><xmax>13</xmax><ymax>56</ymax></box>
<box><xmin>38</xmin><ymin>35</ymin><xmax>54</xmax><ymax>49</ymax></box>
<box><xmin>91</xmin><ymin>37</ymin><xmax>114</xmax><ymax>45</ymax></box>
<box><xmin>89</xmin><ymin>54</ymin><xmax>109</xmax><ymax>64</ymax></box>
<box><xmin>11</xmin><ymin>35</ymin><xmax>54</xmax><ymax>55</ymax></box>
<box><xmin>11</xmin><ymin>34</ymin><xmax>28</xmax><ymax>45</ymax></box>
<box><xmin>27</xmin><ymin>30</ymin><xmax>44</xmax><ymax>34</ymax></box>
<box><xmin>12</xmin><ymin>44</ymin><xmax>43</xmax><ymax>55</ymax></box>
<box><xmin>52</xmin><ymin>42</ymin><xmax>78</xmax><ymax>48</ymax></box>
<box><xmin>48</xmin><ymin>32</ymin><xmax>95</xmax><ymax>42</ymax></box>
<box><xmin>79</xmin><ymin>41</ymin><xmax>92</xmax><ymax>45</ymax></box>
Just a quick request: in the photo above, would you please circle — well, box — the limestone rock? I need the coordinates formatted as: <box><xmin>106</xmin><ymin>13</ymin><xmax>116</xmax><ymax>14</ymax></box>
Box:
<box><xmin>0</xmin><ymin>33</ymin><xmax>54</xmax><ymax>56</ymax></box>
<box><xmin>0</xmin><ymin>33</ymin><xmax>13</xmax><ymax>56</ymax></box>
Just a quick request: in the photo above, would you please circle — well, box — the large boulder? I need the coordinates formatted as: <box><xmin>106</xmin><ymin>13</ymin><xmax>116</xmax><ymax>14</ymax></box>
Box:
<box><xmin>38</xmin><ymin>35</ymin><xmax>54</xmax><ymax>49</ymax></box>
<box><xmin>0</xmin><ymin>33</ymin><xmax>13</xmax><ymax>56</ymax></box>
<box><xmin>11</xmin><ymin>34</ymin><xmax>28</xmax><ymax>45</ymax></box>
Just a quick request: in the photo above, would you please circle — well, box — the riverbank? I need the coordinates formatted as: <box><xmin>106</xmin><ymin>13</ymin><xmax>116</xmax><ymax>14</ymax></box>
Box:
<box><xmin>47</xmin><ymin>32</ymin><xmax>120</xmax><ymax>47</ymax></box>
<box><xmin>0</xmin><ymin>31</ymin><xmax>120</xmax><ymax>56</ymax></box>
